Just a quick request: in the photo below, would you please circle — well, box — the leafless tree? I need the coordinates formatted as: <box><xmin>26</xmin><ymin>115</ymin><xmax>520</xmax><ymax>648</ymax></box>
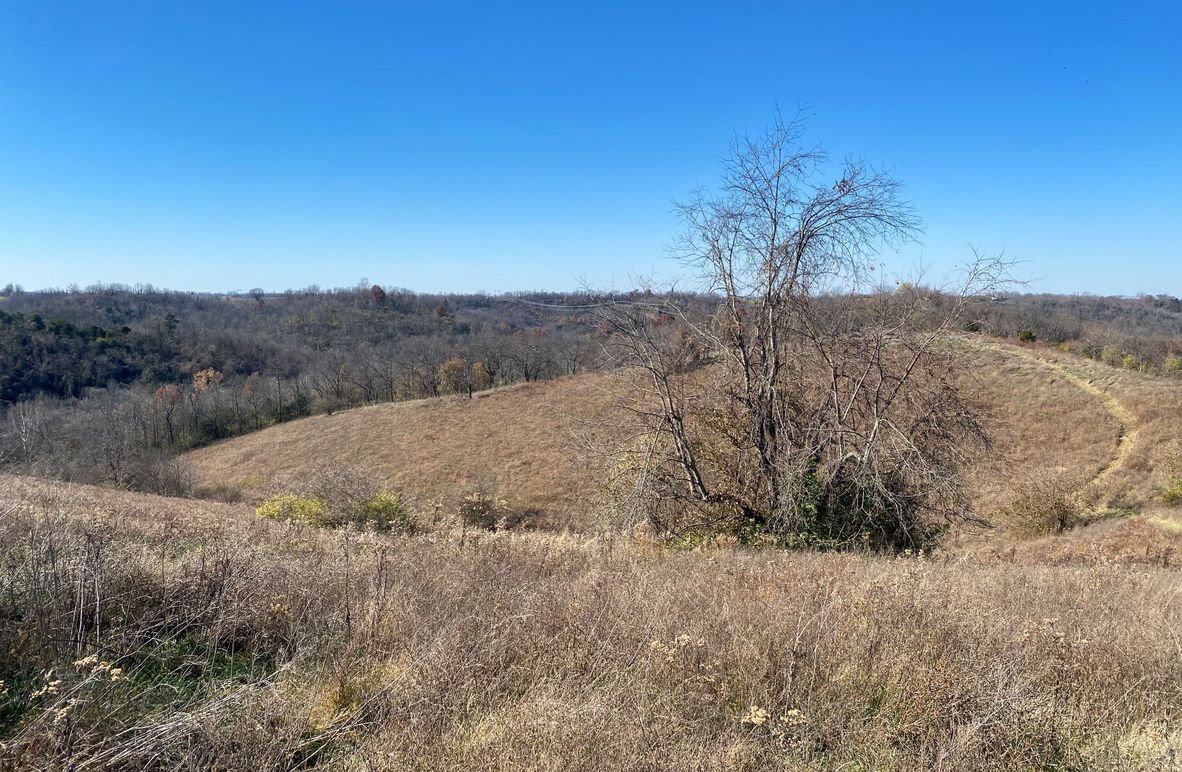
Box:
<box><xmin>308</xmin><ymin>355</ymin><xmax>354</xmax><ymax>410</ymax></box>
<box><xmin>556</xmin><ymin>335</ymin><xmax>597</xmax><ymax>375</ymax></box>
<box><xmin>354</xmin><ymin>346</ymin><xmax>402</xmax><ymax>403</ymax></box>
<box><xmin>5</xmin><ymin>398</ymin><xmax>49</xmax><ymax>467</ymax></box>
<box><xmin>506</xmin><ymin>328</ymin><xmax>557</xmax><ymax>382</ymax></box>
<box><xmin>596</xmin><ymin>113</ymin><xmax>1013</xmax><ymax>549</ymax></box>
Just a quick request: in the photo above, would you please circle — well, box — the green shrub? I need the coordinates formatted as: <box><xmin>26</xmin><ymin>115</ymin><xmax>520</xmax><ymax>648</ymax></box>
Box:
<box><xmin>256</xmin><ymin>494</ymin><xmax>328</xmax><ymax>526</ymax></box>
<box><xmin>362</xmin><ymin>491</ymin><xmax>415</xmax><ymax>533</ymax></box>
<box><xmin>1165</xmin><ymin>354</ymin><xmax>1182</xmax><ymax>376</ymax></box>
<box><xmin>1164</xmin><ymin>479</ymin><xmax>1182</xmax><ymax>505</ymax></box>
<box><xmin>1100</xmin><ymin>344</ymin><xmax>1123</xmax><ymax>367</ymax></box>
<box><xmin>257</xmin><ymin>490</ymin><xmax>415</xmax><ymax>532</ymax></box>
<box><xmin>1017</xmin><ymin>329</ymin><xmax>1036</xmax><ymax>342</ymax></box>
<box><xmin>1121</xmin><ymin>354</ymin><xmax>1141</xmax><ymax>371</ymax></box>
<box><xmin>670</xmin><ymin>531</ymin><xmax>707</xmax><ymax>550</ymax></box>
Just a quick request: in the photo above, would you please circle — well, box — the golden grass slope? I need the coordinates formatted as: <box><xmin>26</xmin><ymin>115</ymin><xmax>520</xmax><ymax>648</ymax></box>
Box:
<box><xmin>2</xmin><ymin>472</ymin><xmax>1182</xmax><ymax>770</ymax></box>
<box><xmin>184</xmin><ymin>339</ymin><xmax>1181</xmax><ymax>530</ymax></box>
<box><xmin>184</xmin><ymin>374</ymin><xmax>619</xmax><ymax>524</ymax></box>
<box><xmin>963</xmin><ymin>336</ymin><xmax>1182</xmax><ymax>511</ymax></box>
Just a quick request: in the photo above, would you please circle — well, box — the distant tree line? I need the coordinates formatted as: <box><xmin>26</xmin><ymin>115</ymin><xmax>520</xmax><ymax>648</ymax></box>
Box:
<box><xmin>0</xmin><ymin>284</ymin><xmax>623</xmax><ymax>491</ymax></box>
<box><xmin>1</xmin><ymin>281</ymin><xmax>1179</xmax><ymax>496</ymax></box>
<box><xmin>962</xmin><ymin>292</ymin><xmax>1182</xmax><ymax>374</ymax></box>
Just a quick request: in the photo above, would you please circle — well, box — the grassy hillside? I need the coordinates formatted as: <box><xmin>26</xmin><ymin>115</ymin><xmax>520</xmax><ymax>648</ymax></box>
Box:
<box><xmin>184</xmin><ymin>373</ymin><xmax>620</xmax><ymax>527</ymax></box>
<box><xmin>6</xmin><ymin>338</ymin><xmax>1182</xmax><ymax>769</ymax></box>
<box><xmin>963</xmin><ymin>337</ymin><xmax>1182</xmax><ymax>511</ymax></box>
<box><xmin>2</xmin><ymin>472</ymin><xmax>1181</xmax><ymax>770</ymax></box>
<box><xmin>184</xmin><ymin>338</ymin><xmax>1181</xmax><ymax>531</ymax></box>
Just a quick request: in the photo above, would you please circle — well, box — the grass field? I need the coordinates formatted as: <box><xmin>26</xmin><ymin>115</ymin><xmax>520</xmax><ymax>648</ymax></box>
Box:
<box><xmin>2</xmin><ymin>472</ymin><xmax>1181</xmax><ymax>770</ymax></box>
<box><xmin>6</xmin><ymin>339</ymin><xmax>1182</xmax><ymax>769</ymax></box>
<box><xmin>184</xmin><ymin>338</ymin><xmax>1182</xmax><ymax>531</ymax></box>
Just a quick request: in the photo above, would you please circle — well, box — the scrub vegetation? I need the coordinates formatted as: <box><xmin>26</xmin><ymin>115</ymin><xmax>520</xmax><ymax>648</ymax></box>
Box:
<box><xmin>2</xmin><ymin>473</ymin><xmax>1181</xmax><ymax>771</ymax></box>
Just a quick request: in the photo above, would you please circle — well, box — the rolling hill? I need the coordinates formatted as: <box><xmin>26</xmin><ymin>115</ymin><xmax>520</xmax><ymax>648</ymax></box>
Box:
<box><xmin>183</xmin><ymin>338</ymin><xmax>1182</xmax><ymax>532</ymax></box>
<box><xmin>183</xmin><ymin>373</ymin><xmax>620</xmax><ymax>527</ymax></box>
<box><xmin>7</xmin><ymin>333</ymin><xmax>1182</xmax><ymax>770</ymax></box>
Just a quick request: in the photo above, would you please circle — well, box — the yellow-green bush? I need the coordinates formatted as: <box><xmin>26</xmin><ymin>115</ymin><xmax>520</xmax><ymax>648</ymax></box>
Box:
<box><xmin>256</xmin><ymin>490</ymin><xmax>414</xmax><ymax>532</ymax></box>
<box><xmin>1165</xmin><ymin>479</ymin><xmax>1182</xmax><ymax>505</ymax></box>
<box><xmin>1100</xmin><ymin>344</ymin><xmax>1123</xmax><ymax>367</ymax></box>
<box><xmin>1165</xmin><ymin>354</ymin><xmax>1182</xmax><ymax>376</ymax></box>
<box><xmin>256</xmin><ymin>494</ymin><xmax>328</xmax><ymax>526</ymax></box>
<box><xmin>362</xmin><ymin>490</ymin><xmax>415</xmax><ymax>533</ymax></box>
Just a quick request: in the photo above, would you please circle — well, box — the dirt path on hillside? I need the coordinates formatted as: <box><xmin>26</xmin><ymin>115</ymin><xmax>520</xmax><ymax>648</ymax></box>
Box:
<box><xmin>962</xmin><ymin>337</ymin><xmax>1139</xmax><ymax>488</ymax></box>
<box><xmin>1052</xmin><ymin>365</ymin><xmax>1139</xmax><ymax>486</ymax></box>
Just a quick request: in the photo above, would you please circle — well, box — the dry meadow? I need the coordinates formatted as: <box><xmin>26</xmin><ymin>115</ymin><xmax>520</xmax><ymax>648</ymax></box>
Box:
<box><xmin>184</xmin><ymin>338</ymin><xmax>1175</xmax><ymax>526</ymax></box>
<box><xmin>5</xmin><ymin>338</ymin><xmax>1182</xmax><ymax>769</ymax></box>
<box><xmin>2</xmin><ymin>473</ymin><xmax>1181</xmax><ymax>770</ymax></box>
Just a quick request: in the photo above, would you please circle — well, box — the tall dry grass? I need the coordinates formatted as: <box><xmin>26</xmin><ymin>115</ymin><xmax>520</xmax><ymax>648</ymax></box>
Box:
<box><xmin>2</xmin><ymin>473</ymin><xmax>1181</xmax><ymax>770</ymax></box>
<box><xmin>181</xmin><ymin>338</ymin><xmax>1151</xmax><ymax>533</ymax></box>
<box><xmin>182</xmin><ymin>374</ymin><xmax>620</xmax><ymax>528</ymax></box>
<box><xmin>963</xmin><ymin>337</ymin><xmax>1182</xmax><ymax>513</ymax></box>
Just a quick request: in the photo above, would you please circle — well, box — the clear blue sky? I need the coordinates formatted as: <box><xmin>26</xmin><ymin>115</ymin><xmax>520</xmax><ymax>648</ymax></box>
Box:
<box><xmin>1</xmin><ymin>1</ymin><xmax>1179</xmax><ymax>295</ymax></box>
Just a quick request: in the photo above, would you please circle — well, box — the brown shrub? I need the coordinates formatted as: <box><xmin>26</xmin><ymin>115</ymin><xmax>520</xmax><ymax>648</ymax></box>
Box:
<box><xmin>997</xmin><ymin>471</ymin><xmax>1088</xmax><ymax>538</ymax></box>
<box><xmin>456</xmin><ymin>491</ymin><xmax>537</xmax><ymax>530</ymax></box>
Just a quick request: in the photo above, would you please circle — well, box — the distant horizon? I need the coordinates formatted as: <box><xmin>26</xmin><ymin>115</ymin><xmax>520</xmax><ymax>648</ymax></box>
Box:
<box><xmin>4</xmin><ymin>279</ymin><xmax>1180</xmax><ymax>303</ymax></box>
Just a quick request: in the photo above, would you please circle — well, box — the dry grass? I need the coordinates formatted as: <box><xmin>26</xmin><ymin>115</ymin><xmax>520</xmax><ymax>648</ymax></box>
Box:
<box><xmin>184</xmin><ymin>375</ymin><xmax>620</xmax><ymax>529</ymax></box>
<box><xmin>183</xmin><ymin>340</ymin><xmax>1167</xmax><ymax>534</ymax></box>
<box><xmin>954</xmin><ymin>340</ymin><xmax>1120</xmax><ymax>517</ymax></box>
<box><xmin>951</xmin><ymin>509</ymin><xmax>1182</xmax><ymax>568</ymax></box>
<box><xmin>6</xmin><ymin>338</ymin><xmax>1180</xmax><ymax>768</ymax></box>
<box><xmin>2</xmin><ymin>473</ymin><xmax>1182</xmax><ymax>770</ymax></box>
<box><xmin>963</xmin><ymin>337</ymin><xmax>1182</xmax><ymax>513</ymax></box>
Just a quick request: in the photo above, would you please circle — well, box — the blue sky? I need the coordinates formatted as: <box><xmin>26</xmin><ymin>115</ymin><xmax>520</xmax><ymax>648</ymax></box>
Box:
<box><xmin>1</xmin><ymin>1</ymin><xmax>1179</xmax><ymax>295</ymax></box>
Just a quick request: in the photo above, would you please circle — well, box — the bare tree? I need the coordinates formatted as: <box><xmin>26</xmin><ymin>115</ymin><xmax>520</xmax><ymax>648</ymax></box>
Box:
<box><xmin>597</xmin><ymin>113</ymin><xmax>1012</xmax><ymax>549</ymax></box>
<box><xmin>307</xmin><ymin>356</ymin><xmax>354</xmax><ymax>411</ymax></box>
<box><xmin>506</xmin><ymin>328</ymin><xmax>557</xmax><ymax>382</ymax></box>
<box><xmin>6</xmin><ymin>398</ymin><xmax>49</xmax><ymax>467</ymax></box>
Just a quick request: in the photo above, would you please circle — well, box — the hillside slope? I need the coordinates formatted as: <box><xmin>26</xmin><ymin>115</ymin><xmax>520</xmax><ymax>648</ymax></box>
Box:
<box><xmin>184</xmin><ymin>339</ymin><xmax>1180</xmax><ymax>529</ymax></box>
<box><xmin>184</xmin><ymin>374</ymin><xmax>618</xmax><ymax>524</ymax></box>
<box><xmin>963</xmin><ymin>336</ymin><xmax>1182</xmax><ymax>511</ymax></box>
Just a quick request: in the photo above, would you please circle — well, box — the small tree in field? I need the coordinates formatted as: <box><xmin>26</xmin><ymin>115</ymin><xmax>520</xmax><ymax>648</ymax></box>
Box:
<box><xmin>471</xmin><ymin>361</ymin><xmax>491</xmax><ymax>390</ymax></box>
<box><xmin>596</xmin><ymin>113</ymin><xmax>1012</xmax><ymax>550</ymax></box>
<box><xmin>437</xmin><ymin>358</ymin><xmax>469</xmax><ymax>395</ymax></box>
